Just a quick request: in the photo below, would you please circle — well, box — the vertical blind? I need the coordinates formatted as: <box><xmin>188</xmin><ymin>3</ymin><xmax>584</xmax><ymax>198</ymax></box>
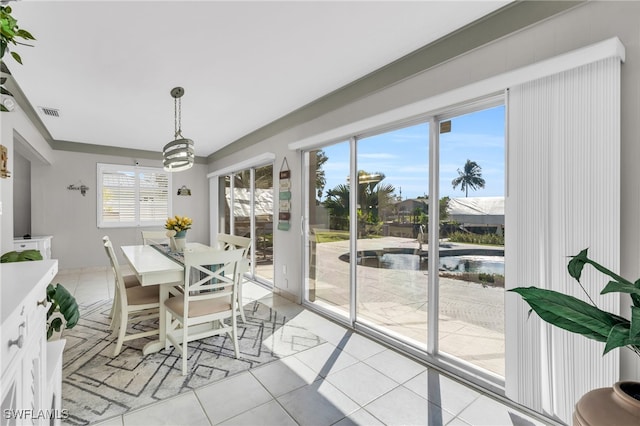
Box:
<box><xmin>505</xmin><ymin>55</ymin><xmax>622</xmax><ymax>423</ymax></box>
<box><xmin>97</xmin><ymin>163</ymin><xmax>171</xmax><ymax>227</ymax></box>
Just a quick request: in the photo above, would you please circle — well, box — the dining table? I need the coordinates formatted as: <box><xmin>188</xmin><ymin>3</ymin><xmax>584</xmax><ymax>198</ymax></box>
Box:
<box><xmin>120</xmin><ymin>242</ymin><xmax>210</xmax><ymax>355</ymax></box>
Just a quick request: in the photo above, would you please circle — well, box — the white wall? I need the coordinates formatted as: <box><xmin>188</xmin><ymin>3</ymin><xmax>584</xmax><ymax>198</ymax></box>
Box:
<box><xmin>12</xmin><ymin>151</ymin><xmax>30</xmax><ymax>237</ymax></box>
<box><xmin>208</xmin><ymin>0</ymin><xmax>640</xmax><ymax>380</ymax></box>
<box><xmin>30</xmin><ymin>151</ymin><xmax>209</xmax><ymax>269</ymax></box>
<box><xmin>0</xmin><ymin>102</ymin><xmax>55</xmax><ymax>255</ymax></box>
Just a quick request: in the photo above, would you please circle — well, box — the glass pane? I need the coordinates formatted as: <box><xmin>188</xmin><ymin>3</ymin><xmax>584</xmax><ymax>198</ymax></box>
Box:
<box><xmin>356</xmin><ymin>123</ymin><xmax>430</xmax><ymax>345</ymax></box>
<box><xmin>254</xmin><ymin>164</ymin><xmax>274</xmax><ymax>284</ymax></box>
<box><xmin>438</xmin><ymin>105</ymin><xmax>505</xmax><ymax>376</ymax></box>
<box><xmin>305</xmin><ymin>141</ymin><xmax>351</xmax><ymax>317</ymax></box>
<box><xmin>222</xmin><ymin>176</ymin><xmax>231</xmax><ymax>234</ymax></box>
<box><xmin>233</xmin><ymin>170</ymin><xmax>251</xmax><ymax>238</ymax></box>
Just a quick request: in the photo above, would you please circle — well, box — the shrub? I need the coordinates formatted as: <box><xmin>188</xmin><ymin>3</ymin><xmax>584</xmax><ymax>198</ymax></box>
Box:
<box><xmin>447</xmin><ymin>231</ymin><xmax>504</xmax><ymax>246</ymax></box>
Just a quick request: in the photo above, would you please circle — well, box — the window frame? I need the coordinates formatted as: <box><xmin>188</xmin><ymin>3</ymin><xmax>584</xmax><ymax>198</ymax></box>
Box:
<box><xmin>97</xmin><ymin>163</ymin><xmax>172</xmax><ymax>228</ymax></box>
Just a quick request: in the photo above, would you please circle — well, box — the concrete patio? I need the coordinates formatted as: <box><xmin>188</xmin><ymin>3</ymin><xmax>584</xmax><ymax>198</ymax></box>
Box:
<box><xmin>310</xmin><ymin>236</ymin><xmax>505</xmax><ymax>376</ymax></box>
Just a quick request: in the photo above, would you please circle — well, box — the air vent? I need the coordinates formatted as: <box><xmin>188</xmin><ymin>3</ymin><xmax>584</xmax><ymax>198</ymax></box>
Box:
<box><xmin>38</xmin><ymin>106</ymin><xmax>60</xmax><ymax>117</ymax></box>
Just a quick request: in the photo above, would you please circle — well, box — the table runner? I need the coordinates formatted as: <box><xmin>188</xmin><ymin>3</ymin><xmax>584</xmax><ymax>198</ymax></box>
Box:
<box><xmin>150</xmin><ymin>243</ymin><xmax>185</xmax><ymax>265</ymax></box>
<box><xmin>149</xmin><ymin>243</ymin><xmax>224</xmax><ymax>290</ymax></box>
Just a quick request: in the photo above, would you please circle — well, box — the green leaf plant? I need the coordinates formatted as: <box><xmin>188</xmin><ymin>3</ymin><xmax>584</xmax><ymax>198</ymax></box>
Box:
<box><xmin>510</xmin><ymin>248</ymin><xmax>640</xmax><ymax>358</ymax></box>
<box><xmin>46</xmin><ymin>283</ymin><xmax>79</xmax><ymax>339</ymax></box>
<box><xmin>1</xmin><ymin>248</ymin><xmax>79</xmax><ymax>339</ymax></box>
<box><xmin>0</xmin><ymin>4</ymin><xmax>35</xmax><ymax>111</ymax></box>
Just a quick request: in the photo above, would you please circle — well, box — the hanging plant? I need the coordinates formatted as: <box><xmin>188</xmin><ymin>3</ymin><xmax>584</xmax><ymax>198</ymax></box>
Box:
<box><xmin>0</xmin><ymin>4</ymin><xmax>35</xmax><ymax>112</ymax></box>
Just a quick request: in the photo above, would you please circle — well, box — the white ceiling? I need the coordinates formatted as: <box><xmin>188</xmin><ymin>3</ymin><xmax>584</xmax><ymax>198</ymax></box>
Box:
<box><xmin>6</xmin><ymin>1</ymin><xmax>510</xmax><ymax>158</ymax></box>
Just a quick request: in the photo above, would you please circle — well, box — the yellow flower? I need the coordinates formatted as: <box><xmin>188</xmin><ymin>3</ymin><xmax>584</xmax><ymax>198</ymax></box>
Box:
<box><xmin>165</xmin><ymin>215</ymin><xmax>192</xmax><ymax>232</ymax></box>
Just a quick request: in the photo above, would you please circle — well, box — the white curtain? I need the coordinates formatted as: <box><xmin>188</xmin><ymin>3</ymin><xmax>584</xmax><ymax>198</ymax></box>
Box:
<box><xmin>505</xmin><ymin>56</ymin><xmax>622</xmax><ymax>422</ymax></box>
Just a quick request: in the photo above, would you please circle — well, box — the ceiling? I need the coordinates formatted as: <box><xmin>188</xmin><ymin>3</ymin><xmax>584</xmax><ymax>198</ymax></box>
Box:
<box><xmin>5</xmin><ymin>1</ymin><xmax>511</xmax><ymax>158</ymax></box>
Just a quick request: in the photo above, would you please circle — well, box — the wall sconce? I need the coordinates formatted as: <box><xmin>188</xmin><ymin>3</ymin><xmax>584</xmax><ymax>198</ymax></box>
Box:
<box><xmin>67</xmin><ymin>183</ymin><xmax>89</xmax><ymax>196</ymax></box>
<box><xmin>177</xmin><ymin>185</ymin><xmax>191</xmax><ymax>196</ymax></box>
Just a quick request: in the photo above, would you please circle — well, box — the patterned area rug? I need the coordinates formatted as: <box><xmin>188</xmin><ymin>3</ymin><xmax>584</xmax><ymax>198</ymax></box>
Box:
<box><xmin>61</xmin><ymin>299</ymin><xmax>323</xmax><ymax>425</ymax></box>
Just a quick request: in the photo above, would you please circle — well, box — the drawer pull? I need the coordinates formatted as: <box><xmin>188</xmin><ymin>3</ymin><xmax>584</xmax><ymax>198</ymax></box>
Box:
<box><xmin>37</xmin><ymin>298</ymin><xmax>48</xmax><ymax>307</ymax></box>
<box><xmin>8</xmin><ymin>323</ymin><xmax>25</xmax><ymax>349</ymax></box>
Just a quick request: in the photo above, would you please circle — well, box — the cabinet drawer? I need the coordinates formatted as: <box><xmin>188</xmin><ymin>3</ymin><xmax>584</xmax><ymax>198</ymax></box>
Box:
<box><xmin>1</xmin><ymin>303</ymin><xmax>27</xmax><ymax>373</ymax></box>
<box><xmin>14</xmin><ymin>241</ymin><xmax>39</xmax><ymax>251</ymax></box>
<box><xmin>1</xmin><ymin>280</ymin><xmax>49</xmax><ymax>374</ymax></box>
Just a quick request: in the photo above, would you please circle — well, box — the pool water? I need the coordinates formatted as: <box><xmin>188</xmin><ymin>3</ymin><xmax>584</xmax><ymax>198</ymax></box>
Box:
<box><xmin>355</xmin><ymin>252</ymin><xmax>504</xmax><ymax>275</ymax></box>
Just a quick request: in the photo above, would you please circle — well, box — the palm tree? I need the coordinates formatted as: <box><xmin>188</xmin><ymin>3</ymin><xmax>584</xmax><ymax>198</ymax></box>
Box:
<box><xmin>452</xmin><ymin>159</ymin><xmax>485</xmax><ymax>197</ymax></box>
<box><xmin>324</xmin><ymin>184</ymin><xmax>350</xmax><ymax>230</ymax></box>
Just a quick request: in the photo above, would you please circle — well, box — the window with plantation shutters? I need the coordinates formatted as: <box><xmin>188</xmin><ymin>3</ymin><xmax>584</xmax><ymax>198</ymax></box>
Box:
<box><xmin>97</xmin><ymin>163</ymin><xmax>171</xmax><ymax>228</ymax></box>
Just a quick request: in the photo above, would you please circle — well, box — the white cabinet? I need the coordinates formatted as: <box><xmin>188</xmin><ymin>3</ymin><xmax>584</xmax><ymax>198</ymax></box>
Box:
<box><xmin>13</xmin><ymin>236</ymin><xmax>52</xmax><ymax>260</ymax></box>
<box><xmin>1</xmin><ymin>260</ymin><xmax>65</xmax><ymax>426</ymax></box>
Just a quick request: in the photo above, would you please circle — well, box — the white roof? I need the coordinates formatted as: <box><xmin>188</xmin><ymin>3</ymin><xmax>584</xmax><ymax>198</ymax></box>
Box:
<box><xmin>448</xmin><ymin>197</ymin><xmax>504</xmax><ymax>216</ymax></box>
<box><xmin>226</xmin><ymin>188</ymin><xmax>274</xmax><ymax>217</ymax></box>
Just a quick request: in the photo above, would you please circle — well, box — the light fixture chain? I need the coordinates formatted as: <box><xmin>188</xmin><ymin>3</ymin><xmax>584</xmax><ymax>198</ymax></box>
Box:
<box><xmin>174</xmin><ymin>96</ymin><xmax>183</xmax><ymax>139</ymax></box>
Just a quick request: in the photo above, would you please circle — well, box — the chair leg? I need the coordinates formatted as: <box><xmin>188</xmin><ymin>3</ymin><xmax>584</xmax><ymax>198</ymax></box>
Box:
<box><xmin>109</xmin><ymin>289</ymin><xmax>120</xmax><ymax>330</ymax></box>
<box><xmin>181</xmin><ymin>323</ymin><xmax>189</xmax><ymax>375</ymax></box>
<box><xmin>238</xmin><ymin>276</ymin><xmax>246</xmax><ymax>323</ymax></box>
<box><xmin>231</xmin><ymin>312</ymin><xmax>239</xmax><ymax>359</ymax></box>
<box><xmin>113</xmin><ymin>308</ymin><xmax>128</xmax><ymax>357</ymax></box>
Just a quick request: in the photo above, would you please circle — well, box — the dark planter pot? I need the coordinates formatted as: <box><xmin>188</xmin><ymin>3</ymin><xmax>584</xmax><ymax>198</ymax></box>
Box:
<box><xmin>573</xmin><ymin>381</ymin><xmax>640</xmax><ymax>426</ymax></box>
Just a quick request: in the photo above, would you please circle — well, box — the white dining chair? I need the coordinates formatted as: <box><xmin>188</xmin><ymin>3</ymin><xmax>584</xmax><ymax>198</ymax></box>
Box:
<box><xmin>141</xmin><ymin>230</ymin><xmax>171</xmax><ymax>246</ymax></box>
<box><xmin>104</xmin><ymin>239</ymin><xmax>161</xmax><ymax>356</ymax></box>
<box><xmin>103</xmin><ymin>236</ymin><xmax>143</xmax><ymax>330</ymax></box>
<box><xmin>216</xmin><ymin>233</ymin><xmax>252</xmax><ymax>322</ymax></box>
<box><xmin>164</xmin><ymin>248</ymin><xmax>245</xmax><ymax>375</ymax></box>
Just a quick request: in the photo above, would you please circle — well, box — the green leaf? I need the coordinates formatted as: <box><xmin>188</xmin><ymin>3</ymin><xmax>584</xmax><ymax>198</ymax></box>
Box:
<box><xmin>567</xmin><ymin>248</ymin><xmax>589</xmax><ymax>281</ymax></box>
<box><xmin>631</xmin><ymin>306</ymin><xmax>640</xmax><ymax>339</ymax></box>
<box><xmin>16</xmin><ymin>28</ymin><xmax>35</xmax><ymax>41</ymax></box>
<box><xmin>50</xmin><ymin>317</ymin><xmax>63</xmax><ymax>332</ymax></box>
<box><xmin>0</xmin><ymin>104</ymin><xmax>7</xmax><ymax>112</ymax></box>
<box><xmin>16</xmin><ymin>249</ymin><xmax>42</xmax><ymax>261</ymax></box>
<box><xmin>510</xmin><ymin>287</ymin><xmax>628</xmax><ymax>342</ymax></box>
<box><xmin>46</xmin><ymin>283</ymin><xmax>80</xmax><ymax>332</ymax></box>
<box><xmin>0</xmin><ymin>251</ymin><xmax>19</xmax><ymax>263</ymax></box>
<box><xmin>601</xmin><ymin>280</ymin><xmax>640</xmax><ymax>297</ymax></box>
<box><xmin>604</xmin><ymin>323</ymin><xmax>632</xmax><ymax>354</ymax></box>
<box><xmin>10</xmin><ymin>51</ymin><xmax>21</xmax><ymax>64</ymax></box>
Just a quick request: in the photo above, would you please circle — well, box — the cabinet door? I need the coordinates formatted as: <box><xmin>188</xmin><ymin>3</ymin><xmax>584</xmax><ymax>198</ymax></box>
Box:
<box><xmin>20</xmin><ymin>332</ymin><xmax>46</xmax><ymax>426</ymax></box>
<box><xmin>1</xmin><ymin>368</ymin><xmax>19</xmax><ymax>426</ymax></box>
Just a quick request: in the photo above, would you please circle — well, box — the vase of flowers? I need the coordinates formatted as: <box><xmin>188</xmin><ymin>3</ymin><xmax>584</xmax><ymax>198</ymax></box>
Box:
<box><xmin>165</xmin><ymin>215</ymin><xmax>192</xmax><ymax>252</ymax></box>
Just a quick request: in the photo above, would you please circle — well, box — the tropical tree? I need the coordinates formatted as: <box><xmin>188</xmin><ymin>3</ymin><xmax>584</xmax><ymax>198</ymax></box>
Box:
<box><xmin>314</xmin><ymin>149</ymin><xmax>328</xmax><ymax>200</ymax></box>
<box><xmin>324</xmin><ymin>184</ymin><xmax>350</xmax><ymax>229</ymax></box>
<box><xmin>451</xmin><ymin>159</ymin><xmax>485</xmax><ymax>197</ymax></box>
<box><xmin>356</xmin><ymin>171</ymin><xmax>395</xmax><ymax>224</ymax></box>
<box><xmin>323</xmin><ymin>171</ymin><xmax>396</xmax><ymax>231</ymax></box>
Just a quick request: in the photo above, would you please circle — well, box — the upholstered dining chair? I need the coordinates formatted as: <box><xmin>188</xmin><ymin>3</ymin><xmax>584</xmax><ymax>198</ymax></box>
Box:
<box><xmin>164</xmin><ymin>248</ymin><xmax>245</xmax><ymax>375</ymax></box>
<box><xmin>216</xmin><ymin>233</ymin><xmax>252</xmax><ymax>322</ymax></box>
<box><xmin>141</xmin><ymin>230</ymin><xmax>171</xmax><ymax>246</ymax></box>
<box><xmin>103</xmin><ymin>236</ymin><xmax>143</xmax><ymax>330</ymax></box>
<box><xmin>103</xmin><ymin>239</ymin><xmax>160</xmax><ymax>356</ymax></box>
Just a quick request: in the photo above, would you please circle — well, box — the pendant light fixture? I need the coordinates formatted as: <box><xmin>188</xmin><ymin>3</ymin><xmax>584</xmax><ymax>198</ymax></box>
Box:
<box><xmin>163</xmin><ymin>87</ymin><xmax>194</xmax><ymax>172</ymax></box>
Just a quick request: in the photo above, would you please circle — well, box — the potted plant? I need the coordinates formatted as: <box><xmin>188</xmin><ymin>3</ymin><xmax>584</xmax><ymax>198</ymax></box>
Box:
<box><xmin>1</xmin><ymin>249</ymin><xmax>79</xmax><ymax>339</ymax></box>
<box><xmin>0</xmin><ymin>4</ymin><xmax>35</xmax><ymax>111</ymax></box>
<box><xmin>510</xmin><ymin>248</ymin><xmax>640</xmax><ymax>425</ymax></box>
<box><xmin>46</xmin><ymin>282</ymin><xmax>79</xmax><ymax>339</ymax></box>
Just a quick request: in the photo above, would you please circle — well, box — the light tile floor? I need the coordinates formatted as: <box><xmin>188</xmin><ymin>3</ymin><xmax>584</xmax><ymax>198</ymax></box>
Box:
<box><xmin>56</xmin><ymin>267</ymin><xmax>553</xmax><ymax>426</ymax></box>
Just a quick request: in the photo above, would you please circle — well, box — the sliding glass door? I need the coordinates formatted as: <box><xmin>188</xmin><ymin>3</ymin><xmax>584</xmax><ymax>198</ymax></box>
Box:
<box><xmin>303</xmin><ymin>98</ymin><xmax>505</xmax><ymax>382</ymax></box>
<box><xmin>355</xmin><ymin>123</ymin><xmax>430</xmax><ymax>345</ymax></box>
<box><xmin>304</xmin><ymin>141</ymin><xmax>351</xmax><ymax>319</ymax></box>
<box><xmin>222</xmin><ymin>164</ymin><xmax>274</xmax><ymax>286</ymax></box>
<box><xmin>437</xmin><ymin>105</ymin><xmax>505</xmax><ymax>377</ymax></box>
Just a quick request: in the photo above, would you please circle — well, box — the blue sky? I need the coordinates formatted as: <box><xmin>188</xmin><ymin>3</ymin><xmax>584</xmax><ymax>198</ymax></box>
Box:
<box><xmin>320</xmin><ymin>105</ymin><xmax>505</xmax><ymax>200</ymax></box>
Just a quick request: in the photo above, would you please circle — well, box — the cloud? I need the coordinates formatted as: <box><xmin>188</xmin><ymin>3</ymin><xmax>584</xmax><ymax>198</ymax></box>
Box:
<box><xmin>358</xmin><ymin>153</ymin><xmax>399</xmax><ymax>159</ymax></box>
